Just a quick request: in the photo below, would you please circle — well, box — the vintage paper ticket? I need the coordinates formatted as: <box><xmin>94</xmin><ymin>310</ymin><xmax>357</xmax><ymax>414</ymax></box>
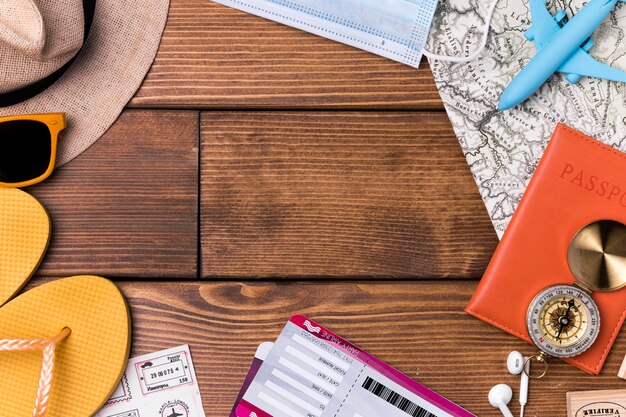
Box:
<box><xmin>95</xmin><ymin>345</ymin><xmax>206</xmax><ymax>417</ymax></box>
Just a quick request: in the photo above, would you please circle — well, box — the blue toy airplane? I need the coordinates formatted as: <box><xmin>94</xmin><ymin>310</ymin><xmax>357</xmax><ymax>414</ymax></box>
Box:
<box><xmin>498</xmin><ymin>0</ymin><xmax>626</xmax><ymax>110</ymax></box>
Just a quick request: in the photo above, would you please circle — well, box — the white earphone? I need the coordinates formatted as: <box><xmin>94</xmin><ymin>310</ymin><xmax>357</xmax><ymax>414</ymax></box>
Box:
<box><xmin>488</xmin><ymin>384</ymin><xmax>514</xmax><ymax>417</ymax></box>
<box><xmin>507</xmin><ymin>351</ymin><xmax>530</xmax><ymax>417</ymax></box>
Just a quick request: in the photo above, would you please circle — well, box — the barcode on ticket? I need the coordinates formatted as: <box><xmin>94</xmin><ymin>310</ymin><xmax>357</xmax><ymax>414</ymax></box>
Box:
<box><xmin>362</xmin><ymin>377</ymin><xmax>437</xmax><ymax>417</ymax></box>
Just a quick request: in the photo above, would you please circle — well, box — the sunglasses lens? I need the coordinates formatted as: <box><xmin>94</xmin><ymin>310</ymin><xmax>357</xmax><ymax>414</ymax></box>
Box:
<box><xmin>0</xmin><ymin>120</ymin><xmax>52</xmax><ymax>184</ymax></box>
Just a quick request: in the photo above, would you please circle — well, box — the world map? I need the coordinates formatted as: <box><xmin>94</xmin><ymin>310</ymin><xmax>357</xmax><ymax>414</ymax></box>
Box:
<box><xmin>427</xmin><ymin>0</ymin><xmax>626</xmax><ymax>238</ymax></box>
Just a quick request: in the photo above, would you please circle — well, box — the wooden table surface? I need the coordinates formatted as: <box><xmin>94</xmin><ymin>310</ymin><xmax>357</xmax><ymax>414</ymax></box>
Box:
<box><xmin>26</xmin><ymin>1</ymin><xmax>626</xmax><ymax>416</ymax></box>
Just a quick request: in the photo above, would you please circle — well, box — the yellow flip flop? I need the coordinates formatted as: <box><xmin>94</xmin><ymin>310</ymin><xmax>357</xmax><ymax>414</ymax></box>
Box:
<box><xmin>0</xmin><ymin>275</ymin><xmax>131</xmax><ymax>417</ymax></box>
<box><xmin>0</xmin><ymin>188</ymin><xmax>51</xmax><ymax>306</ymax></box>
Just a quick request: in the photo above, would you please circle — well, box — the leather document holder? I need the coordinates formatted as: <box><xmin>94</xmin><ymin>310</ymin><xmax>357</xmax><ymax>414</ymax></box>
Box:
<box><xmin>466</xmin><ymin>123</ymin><xmax>626</xmax><ymax>375</ymax></box>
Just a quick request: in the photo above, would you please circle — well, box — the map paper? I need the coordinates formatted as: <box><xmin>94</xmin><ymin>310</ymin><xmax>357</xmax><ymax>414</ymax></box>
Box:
<box><xmin>427</xmin><ymin>0</ymin><xmax>626</xmax><ymax>237</ymax></box>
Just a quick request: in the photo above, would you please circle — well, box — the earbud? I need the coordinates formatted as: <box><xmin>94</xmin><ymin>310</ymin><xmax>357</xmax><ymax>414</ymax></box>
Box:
<box><xmin>507</xmin><ymin>351</ymin><xmax>530</xmax><ymax>417</ymax></box>
<box><xmin>488</xmin><ymin>384</ymin><xmax>514</xmax><ymax>417</ymax></box>
<box><xmin>489</xmin><ymin>384</ymin><xmax>513</xmax><ymax>417</ymax></box>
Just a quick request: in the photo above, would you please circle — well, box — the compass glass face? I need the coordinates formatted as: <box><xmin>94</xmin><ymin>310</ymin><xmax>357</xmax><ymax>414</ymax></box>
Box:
<box><xmin>527</xmin><ymin>285</ymin><xmax>600</xmax><ymax>358</ymax></box>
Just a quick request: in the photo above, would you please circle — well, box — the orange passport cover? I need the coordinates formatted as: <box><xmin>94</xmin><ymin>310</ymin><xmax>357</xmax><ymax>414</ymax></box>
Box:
<box><xmin>466</xmin><ymin>124</ymin><xmax>626</xmax><ymax>375</ymax></box>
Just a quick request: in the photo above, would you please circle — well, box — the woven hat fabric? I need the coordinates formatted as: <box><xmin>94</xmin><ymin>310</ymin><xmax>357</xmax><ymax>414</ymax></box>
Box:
<box><xmin>0</xmin><ymin>0</ymin><xmax>170</xmax><ymax>166</ymax></box>
<box><xmin>0</xmin><ymin>0</ymin><xmax>84</xmax><ymax>93</ymax></box>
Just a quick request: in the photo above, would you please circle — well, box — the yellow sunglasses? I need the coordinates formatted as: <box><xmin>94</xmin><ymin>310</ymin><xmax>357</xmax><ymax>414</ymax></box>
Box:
<box><xmin>0</xmin><ymin>113</ymin><xmax>65</xmax><ymax>187</ymax></box>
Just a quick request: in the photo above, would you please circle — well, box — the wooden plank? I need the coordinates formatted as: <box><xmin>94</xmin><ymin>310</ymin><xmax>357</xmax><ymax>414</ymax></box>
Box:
<box><xmin>29</xmin><ymin>110</ymin><xmax>199</xmax><ymax>278</ymax></box>
<box><xmin>130</xmin><ymin>0</ymin><xmax>443</xmax><ymax>110</ymax></box>
<box><xmin>118</xmin><ymin>280</ymin><xmax>626</xmax><ymax>417</ymax></box>
<box><xmin>201</xmin><ymin>112</ymin><xmax>497</xmax><ymax>278</ymax></box>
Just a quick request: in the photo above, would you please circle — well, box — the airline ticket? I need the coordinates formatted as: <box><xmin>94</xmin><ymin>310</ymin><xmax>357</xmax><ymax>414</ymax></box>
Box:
<box><xmin>95</xmin><ymin>345</ymin><xmax>206</xmax><ymax>417</ymax></box>
<box><xmin>234</xmin><ymin>316</ymin><xmax>475</xmax><ymax>417</ymax></box>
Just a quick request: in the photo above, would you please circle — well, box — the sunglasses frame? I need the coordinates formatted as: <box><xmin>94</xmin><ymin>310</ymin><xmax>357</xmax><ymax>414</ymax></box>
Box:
<box><xmin>0</xmin><ymin>113</ymin><xmax>65</xmax><ymax>187</ymax></box>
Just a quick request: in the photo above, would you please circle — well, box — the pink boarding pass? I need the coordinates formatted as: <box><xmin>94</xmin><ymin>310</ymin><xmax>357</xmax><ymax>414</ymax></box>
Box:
<box><xmin>235</xmin><ymin>315</ymin><xmax>475</xmax><ymax>417</ymax></box>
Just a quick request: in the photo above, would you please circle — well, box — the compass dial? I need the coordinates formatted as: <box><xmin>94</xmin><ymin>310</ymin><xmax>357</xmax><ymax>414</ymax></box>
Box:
<box><xmin>527</xmin><ymin>285</ymin><xmax>600</xmax><ymax>358</ymax></box>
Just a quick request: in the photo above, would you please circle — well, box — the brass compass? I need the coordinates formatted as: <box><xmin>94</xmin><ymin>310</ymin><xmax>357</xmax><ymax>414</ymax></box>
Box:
<box><xmin>525</xmin><ymin>220</ymin><xmax>626</xmax><ymax>377</ymax></box>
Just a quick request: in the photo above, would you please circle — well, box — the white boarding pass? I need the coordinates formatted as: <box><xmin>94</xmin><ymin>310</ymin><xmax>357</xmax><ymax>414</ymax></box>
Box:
<box><xmin>234</xmin><ymin>316</ymin><xmax>475</xmax><ymax>417</ymax></box>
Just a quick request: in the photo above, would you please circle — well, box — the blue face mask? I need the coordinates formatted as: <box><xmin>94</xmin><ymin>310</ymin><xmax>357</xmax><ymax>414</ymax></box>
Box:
<box><xmin>211</xmin><ymin>0</ymin><xmax>500</xmax><ymax>67</ymax></box>
<box><xmin>211</xmin><ymin>0</ymin><xmax>439</xmax><ymax>68</ymax></box>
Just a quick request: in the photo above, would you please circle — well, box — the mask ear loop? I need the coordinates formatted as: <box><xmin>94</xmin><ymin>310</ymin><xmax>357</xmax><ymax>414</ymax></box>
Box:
<box><xmin>422</xmin><ymin>0</ymin><xmax>500</xmax><ymax>63</ymax></box>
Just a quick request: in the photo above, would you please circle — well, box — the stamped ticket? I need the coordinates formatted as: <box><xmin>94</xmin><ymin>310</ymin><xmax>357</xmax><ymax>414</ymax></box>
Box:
<box><xmin>95</xmin><ymin>345</ymin><xmax>206</xmax><ymax>417</ymax></box>
<box><xmin>235</xmin><ymin>316</ymin><xmax>475</xmax><ymax>417</ymax></box>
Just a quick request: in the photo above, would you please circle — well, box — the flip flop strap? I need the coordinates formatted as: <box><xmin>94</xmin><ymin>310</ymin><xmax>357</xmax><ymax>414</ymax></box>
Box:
<box><xmin>0</xmin><ymin>328</ymin><xmax>70</xmax><ymax>417</ymax></box>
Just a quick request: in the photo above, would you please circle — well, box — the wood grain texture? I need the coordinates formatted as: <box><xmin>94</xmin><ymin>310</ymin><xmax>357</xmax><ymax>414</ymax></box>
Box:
<box><xmin>117</xmin><ymin>280</ymin><xmax>626</xmax><ymax>417</ymax></box>
<box><xmin>29</xmin><ymin>110</ymin><xmax>199</xmax><ymax>278</ymax></box>
<box><xmin>201</xmin><ymin>112</ymin><xmax>497</xmax><ymax>278</ymax></box>
<box><xmin>130</xmin><ymin>0</ymin><xmax>443</xmax><ymax>110</ymax></box>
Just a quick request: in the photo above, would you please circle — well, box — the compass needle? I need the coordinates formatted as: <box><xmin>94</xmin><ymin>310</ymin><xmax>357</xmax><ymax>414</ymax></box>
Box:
<box><xmin>527</xmin><ymin>285</ymin><xmax>600</xmax><ymax>358</ymax></box>
<box><xmin>525</xmin><ymin>221</ymin><xmax>624</xmax><ymax>368</ymax></box>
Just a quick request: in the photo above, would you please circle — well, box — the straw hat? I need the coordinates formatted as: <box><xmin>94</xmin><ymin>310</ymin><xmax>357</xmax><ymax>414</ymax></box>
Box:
<box><xmin>0</xmin><ymin>0</ymin><xmax>170</xmax><ymax>165</ymax></box>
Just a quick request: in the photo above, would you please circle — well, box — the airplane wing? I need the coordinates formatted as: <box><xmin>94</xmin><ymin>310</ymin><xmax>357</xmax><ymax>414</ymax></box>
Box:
<box><xmin>558</xmin><ymin>48</ymin><xmax>626</xmax><ymax>83</ymax></box>
<box><xmin>528</xmin><ymin>0</ymin><xmax>561</xmax><ymax>48</ymax></box>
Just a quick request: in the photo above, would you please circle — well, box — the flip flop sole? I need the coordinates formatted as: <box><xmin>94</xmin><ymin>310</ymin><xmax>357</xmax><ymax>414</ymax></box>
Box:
<box><xmin>0</xmin><ymin>276</ymin><xmax>131</xmax><ymax>417</ymax></box>
<box><xmin>0</xmin><ymin>188</ymin><xmax>51</xmax><ymax>306</ymax></box>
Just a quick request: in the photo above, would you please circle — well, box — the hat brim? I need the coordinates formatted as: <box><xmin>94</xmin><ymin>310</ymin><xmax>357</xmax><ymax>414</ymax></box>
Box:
<box><xmin>0</xmin><ymin>0</ymin><xmax>170</xmax><ymax>166</ymax></box>
<box><xmin>0</xmin><ymin>0</ymin><xmax>97</xmax><ymax>108</ymax></box>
